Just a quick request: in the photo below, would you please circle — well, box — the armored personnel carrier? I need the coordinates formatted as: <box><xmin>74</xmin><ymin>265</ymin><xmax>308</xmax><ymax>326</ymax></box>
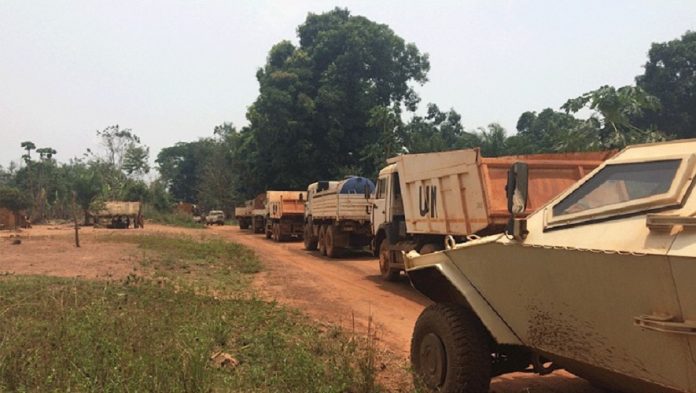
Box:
<box><xmin>405</xmin><ymin>139</ymin><xmax>696</xmax><ymax>393</ymax></box>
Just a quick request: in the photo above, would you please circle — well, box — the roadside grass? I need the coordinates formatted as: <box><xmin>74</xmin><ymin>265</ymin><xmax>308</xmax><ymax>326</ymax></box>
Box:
<box><xmin>146</xmin><ymin>209</ymin><xmax>204</xmax><ymax>229</ymax></box>
<box><xmin>0</xmin><ymin>234</ymin><xmax>383</xmax><ymax>392</ymax></box>
<box><xmin>97</xmin><ymin>233</ymin><xmax>260</xmax><ymax>293</ymax></box>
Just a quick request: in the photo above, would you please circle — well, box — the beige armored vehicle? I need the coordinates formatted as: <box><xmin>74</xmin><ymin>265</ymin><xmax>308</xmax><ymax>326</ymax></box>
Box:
<box><xmin>405</xmin><ymin>139</ymin><xmax>696</xmax><ymax>393</ymax></box>
<box><xmin>372</xmin><ymin>148</ymin><xmax>612</xmax><ymax>280</ymax></box>
<box><xmin>304</xmin><ymin>177</ymin><xmax>375</xmax><ymax>257</ymax></box>
<box><xmin>265</xmin><ymin>191</ymin><xmax>307</xmax><ymax>241</ymax></box>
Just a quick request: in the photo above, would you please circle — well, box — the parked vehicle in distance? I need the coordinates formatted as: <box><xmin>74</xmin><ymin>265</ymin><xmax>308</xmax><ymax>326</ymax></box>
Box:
<box><xmin>405</xmin><ymin>139</ymin><xmax>696</xmax><ymax>393</ymax></box>
<box><xmin>304</xmin><ymin>176</ymin><xmax>375</xmax><ymax>257</ymax></box>
<box><xmin>205</xmin><ymin>210</ymin><xmax>225</xmax><ymax>226</ymax></box>
<box><xmin>372</xmin><ymin>148</ymin><xmax>614</xmax><ymax>280</ymax></box>
<box><xmin>265</xmin><ymin>191</ymin><xmax>306</xmax><ymax>241</ymax></box>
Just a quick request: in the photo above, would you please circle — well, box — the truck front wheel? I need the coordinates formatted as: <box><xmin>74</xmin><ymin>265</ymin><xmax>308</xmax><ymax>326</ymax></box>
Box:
<box><xmin>379</xmin><ymin>240</ymin><xmax>400</xmax><ymax>281</ymax></box>
<box><xmin>411</xmin><ymin>304</ymin><xmax>491</xmax><ymax>393</ymax></box>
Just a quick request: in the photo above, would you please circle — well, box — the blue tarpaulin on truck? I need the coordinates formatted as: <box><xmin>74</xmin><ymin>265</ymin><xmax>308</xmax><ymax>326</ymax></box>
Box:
<box><xmin>339</xmin><ymin>176</ymin><xmax>375</xmax><ymax>194</ymax></box>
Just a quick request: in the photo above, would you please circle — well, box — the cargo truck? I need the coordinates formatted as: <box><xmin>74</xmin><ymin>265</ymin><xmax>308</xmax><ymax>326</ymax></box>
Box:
<box><xmin>265</xmin><ymin>191</ymin><xmax>307</xmax><ymax>242</ymax></box>
<box><xmin>372</xmin><ymin>148</ymin><xmax>614</xmax><ymax>280</ymax></box>
<box><xmin>303</xmin><ymin>176</ymin><xmax>376</xmax><ymax>257</ymax></box>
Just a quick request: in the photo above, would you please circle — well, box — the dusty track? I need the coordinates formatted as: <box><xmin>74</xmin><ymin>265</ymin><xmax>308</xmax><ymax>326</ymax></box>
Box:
<box><xmin>212</xmin><ymin>225</ymin><xmax>602</xmax><ymax>393</ymax></box>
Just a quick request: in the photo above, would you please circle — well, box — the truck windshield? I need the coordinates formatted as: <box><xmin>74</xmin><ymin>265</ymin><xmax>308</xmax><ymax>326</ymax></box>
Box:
<box><xmin>553</xmin><ymin>159</ymin><xmax>681</xmax><ymax>216</ymax></box>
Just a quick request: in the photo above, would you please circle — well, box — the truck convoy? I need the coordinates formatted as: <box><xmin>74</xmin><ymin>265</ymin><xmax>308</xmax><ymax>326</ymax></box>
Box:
<box><xmin>265</xmin><ymin>191</ymin><xmax>307</xmax><ymax>242</ymax></box>
<box><xmin>303</xmin><ymin>176</ymin><xmax>375</xmax><ymax>257</ymax></box>
<box><xmin>405</xmin><ymin>139</ymin><xmax>696</xmax><ymax>393</ymax></box>
<box><xmin>371</xmin><ymin>148</ymin><xmax>614</xmax><ymax>280</ymax></box>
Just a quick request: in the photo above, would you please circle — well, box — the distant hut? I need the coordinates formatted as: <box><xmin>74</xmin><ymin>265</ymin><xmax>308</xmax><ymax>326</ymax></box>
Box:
<box><xmin>0</xmin><ymin>207</ymin><xmax>28</xmax><ymax>230</ymax></box>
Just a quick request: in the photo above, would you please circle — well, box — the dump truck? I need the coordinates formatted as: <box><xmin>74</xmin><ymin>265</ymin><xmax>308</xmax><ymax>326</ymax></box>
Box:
<box><xmin>372</xmin><ymin>148</ymin><xmax>613</xmax><ymax>280</ymax></box>
<box><xmin>93</xmin><ymin>201</ymin><xmax>144</xmax><ymax>229</ymax></box>
<box><xmin>236</xmin><ymin>193</ymin><xmax>267</xmax><ymax>231</ymax></box>
<box><xmin>404</xmin><ymin>139</ymin><xmax>696</xmax><ymax>393</ymax></box>
<box><xmin>235</xmin><ymin>200</ymin><xmax>254</xmax><ymax>229</ymax></box>
<box><xmin>303</xmin><ymin>176</ymin><xmax>376</xmax><ymax>257</ymax></box>
<box><xmin>265</xmin><ymin>191</ymin><xmax>307</xmax><ymax>242</ymax></box>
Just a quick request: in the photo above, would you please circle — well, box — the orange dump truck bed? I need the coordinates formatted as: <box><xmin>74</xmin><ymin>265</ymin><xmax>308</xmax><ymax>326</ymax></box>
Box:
<box><xmin>390</xmin><ymin>149</ymin><xmax>614</xmax><ymax>236</ymax></box>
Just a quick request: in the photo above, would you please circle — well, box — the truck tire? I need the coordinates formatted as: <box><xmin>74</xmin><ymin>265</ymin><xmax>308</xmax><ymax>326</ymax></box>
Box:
<box><xmin>272</xmin><ymin>223</ymin><xmax>280</xmax><ymax>242</ymax></box>
<box><xmin>304</xmin><ymin>225</ymin><xmax>318</xmax><ymax>251</ymax></box>
<box><xmin>318</xmin><ymin>225</ymin><xmax>327</xmax><ymax>256</ymax></box>
<box><xmin>411</xmin><ymin>304</ymin><xmax>491</xmax><ymax>393</ymax></box>
<box><xmin>325</xmin><ymin>225</ymin><xmax>343</xmax><ymax>258</ymax></box>
<box><xmin>379</xmin><ymin>239</ymin><xmax>400</xmax><ymax>281</ymax></box>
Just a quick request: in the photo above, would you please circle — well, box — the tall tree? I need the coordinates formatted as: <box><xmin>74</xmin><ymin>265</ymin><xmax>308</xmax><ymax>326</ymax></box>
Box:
<box><xmin>636</xmin><ymin>31</ymin><xmax>696</xmax><ymax>139</ymax></box>
<box><xmin>243</xmin><ymin>8</ymin><xmax>430</xmax><ymax>193</ymax></box>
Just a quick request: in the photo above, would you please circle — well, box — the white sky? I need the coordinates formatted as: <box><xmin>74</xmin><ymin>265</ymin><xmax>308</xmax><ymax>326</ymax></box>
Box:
<box><xmin>1</xmin><ymin>0</ymin><xmax>695</xmax><ymax>168</ymax></box>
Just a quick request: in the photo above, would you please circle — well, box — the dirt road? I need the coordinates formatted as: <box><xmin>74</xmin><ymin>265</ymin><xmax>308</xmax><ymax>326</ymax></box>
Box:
<box><xmin>212</xmin><ymin>225</ymin><xmax>602</xmax><ymax>393</ymax></box>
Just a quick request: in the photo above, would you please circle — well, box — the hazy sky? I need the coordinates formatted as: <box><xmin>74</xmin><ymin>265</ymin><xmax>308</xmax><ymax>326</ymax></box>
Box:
<box><xmin>1</xmin><ymin>1</ymin><xmax>695</xmax><ymax>168</ymax></box>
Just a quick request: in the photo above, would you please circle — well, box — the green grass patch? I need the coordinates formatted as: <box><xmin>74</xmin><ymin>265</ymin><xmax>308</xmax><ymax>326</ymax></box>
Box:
<box><xmin>98</xmin><ymin>234</ymin><xmax>261</xmax><ymax>293</ymax></box>
<box><xmin>0</xmin><ymin>276</ymin><xmax>375</xmax><ymax>392</ymax></box>
<box><xmin>146</xmin><ymin>209</ymin><xmax>205</xmax><ymax>229</ymax></box>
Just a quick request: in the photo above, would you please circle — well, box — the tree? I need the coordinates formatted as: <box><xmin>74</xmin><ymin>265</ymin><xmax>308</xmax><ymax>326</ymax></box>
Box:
<box><xmin>0</xmin><ymin>187</ymin><xmax>30</xmax><ymax>229</ymax></box>
<box><xmin>242</xmin><ymin>8</ymin><xmax>430</xmax><ymax>193</ymax></box>
<box><xmin>476</xmin><ymin>123</ymin><xmax>508</xmax><ymax>157</ymax></box>
<box><xmin>20</xmin><ymin>141</ymin><xmax>35</xmax><ymax>163</ymax></box>
<box><xmin>562</xmin><ymin>85</ymin><xmax>664</xmax><ymax>149</ymax></box>
<box><xmin>636</xmin><ymin>31</ymin><xmax>696</xmax><ymax>139</ymax></box>
<box><xmin>401</xmin><ymin>104</ymin><xmax>479</xmax><ymax>154</ymax></box>
<box><xmin>68</xmin><ymin>164</ymin><xmax>105</xmax><ymax>225</ymax></box>
<box><xmin>510</xmin><ymin>108</ymin><xmax>599</xmax><ymax>154</ymax></box>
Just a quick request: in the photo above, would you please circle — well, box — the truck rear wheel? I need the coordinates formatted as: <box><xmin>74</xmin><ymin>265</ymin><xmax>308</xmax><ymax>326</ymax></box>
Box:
<box><xmin>318</xmin><ymin>225</ymin><xmax>327</xmax><ymax>256</ymax></box>
<box><xmin>411</xmin><ymin>304</ymin><xmax>491</xmax><ymax>393</ymax></box>
<box><xmin>304</xmin><ymin>225</ymin><xmax>318</xmax><ymax>251</ymax></box>
<box><xmin>379</xmin><ymin>239</ymin><xmax>400</xmax><ymax>281</ymax></box>
<box><xmin>325</xmin><ymin>225</ymin><xmax>343</xmax><ymax>258</ymax></box>
<box><xmin>272</xmin><ymin>223</ymin><xmax>281</xmax><ymax>242</ymax></box>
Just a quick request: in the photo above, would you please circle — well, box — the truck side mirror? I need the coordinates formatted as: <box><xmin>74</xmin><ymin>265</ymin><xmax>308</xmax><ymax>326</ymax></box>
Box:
<box><xmin>506</xmin><ymin>162</ymin><xmax>529</xmax><ymax>240</ymax></box>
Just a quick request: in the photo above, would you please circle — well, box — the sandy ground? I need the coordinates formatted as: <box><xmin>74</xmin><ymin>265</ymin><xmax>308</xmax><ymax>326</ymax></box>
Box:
<box><xmin>0</xmin><ymin>224</ymin><xmax>603</xmax><ymax>392</ymax></box>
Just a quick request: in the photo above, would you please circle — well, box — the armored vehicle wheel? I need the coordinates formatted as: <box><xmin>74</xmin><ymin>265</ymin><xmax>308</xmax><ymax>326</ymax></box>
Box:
<box><xmin>379</xmin><ymin>239</ymin><xmax>400</xmax><ymax>281</ymax></box>
<box><xmin>325</xmin><ymin>226</ymin><xmax>343</xmax><ymax>258</ymax></box>
<box><xmin>304</xmin><ymin>225</ymin><xmax>318</xmax><ymax>251</ymax></box>
<box><xmin>411</xmin><ymin>304</ymin><xmax>491</xmax><ymax>393</ymax></box>
<box><xmin>318</xmin><ymin>225</ymin><xmax>327</xmax><ymax>256</ymax></box>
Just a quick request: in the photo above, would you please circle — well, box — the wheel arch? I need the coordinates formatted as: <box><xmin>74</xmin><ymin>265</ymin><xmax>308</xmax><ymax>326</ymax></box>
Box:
<box><xmin>408</xmin><ymin>265</ymin><xmax>522</xmax><ymax>346</ymax></box>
